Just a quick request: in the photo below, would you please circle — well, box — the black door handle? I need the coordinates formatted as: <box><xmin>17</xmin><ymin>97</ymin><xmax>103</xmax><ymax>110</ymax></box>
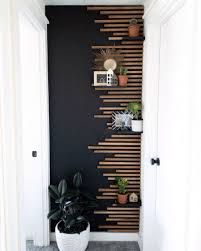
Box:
<box><xmin>151</xmin><ymin>158</ymin><xmax>160</xmax><ymax>166</ymax></box>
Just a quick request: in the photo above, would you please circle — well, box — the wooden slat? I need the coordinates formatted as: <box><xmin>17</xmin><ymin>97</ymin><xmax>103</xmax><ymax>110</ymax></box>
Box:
<box><xmin>104</xmin><ymin>24</ymin><xmax>143</xmax><ymax>28</ymax></box>
<box><xmin>103</xmin><ymin>173</ymin><xmax>140</xmax><ymax>177</ymax></box>
<box><xmin>100</xmin><ymin>95</ymin><xmax>141</xmax><ymax>99</ymax></box>
<box><xmin>107</xmin><ymin>207</ymin><xmax>139</xmax><ymax>211</ymax></box>
<box><xmin>92</xmin><ymin>45</ymin><xmax>143</xmax><ymax>49</ymax></box>
<box><xmin>88</xmin><ymin>146</ymin><xmax>139</xmax><ymax>150</ymax></box>
<box><xmin>87</xmin><ymin>6</ymin><xmax>144</xmax><ymax>10</ymax></box>
<box><xmin>94</xmin><ymin>150</ymin><xmax>138</xmax><ymax>153</ymax></box>
<box><xmin>95</xmin><ymin>19</ymin><xmax>143</xmax><ymax>23</ymax></box>
<box><xmin>109</xmin><ymin>214</ymin><xmax>139</xmax><ymax>218</ymax></box>
<box><xmin>100</xmin><ymin>10</ymin><xmax>144</xmax><ymax>15</ymax></box>
<box><xmin>108</xmin><ymin>91</ymin><xmax>141</xmax><ymax>95</ymax></box>
<box><xmin>108</xmin><ymin>230</ymin><xmax>138</xmax><ymax>233</ymax></box>
<box><xmin>105</xmin><ymin>139</ymin><xmax>140</xmax><ymax>142</ymax></box>
<box><xmin>108</xmin><ymin>177</ymin><xmax>140</xmax><ymax>181</ymax></box>
<box><xmin>112</xmin><ymin>134</ymin><xmax>140</xmax><ymax>138</ymax></box>
<box><xmin>103</xmin><ymin>99</ymin><xmax>141</xmax><ymax>103</ymax></box>
<box><xmin>99</xmin><ymin>107</ymin><xmax>125</xmax><ymax>111</ymax></box>
<box><xmin>96</xmin><ymin>196</ymin><xmax>116</xmax><ymax>199</ymax></box>
<box><xmin>105</xmin><ymin>157</ymin><xmax>140</xmax><ymax>160</ymax></box>
<box><xmin>118</xmin><ymin>222</ymin><xmax>139</xmax><ymax>225</ymax></box>
<box><xmin>94</xmin><ymin>211</ymin><xmax>139</xmax><ymax>215</ymax></box>
<box><xmin>110</xmin><ymin>184</ymin><xmax>140</xmax><ymax>188</ymax></box>
<box><xmin>98</xmin><ymin>142</ymin><xmax>140</xmax><ymax>146</ymax></box>
<box><xmin>94</xmin><ymin>115</ymin><xmax>111</xmax><ymax>118</ymax></box>
<box><xmin>109</xmin><ymin>15</ymin><xmax>143</xmax><ymax>19</ymax></box>
<box><xmin>99</xmin><ymin>225</ymin><xmax>138</xmax><ymax>229</ymax></box>
<box><xmin>106</xmin><ymin>218</ymin><xmax>139</xmax><ymax>222</ymax></box>
<box><xmin>100</xmin><ymin>160</ymin><xmax>140</xmax><ymax>164</ymax></box>
<box><xmin>97</xmin><ymin>166</ymin><xmax>140</xmax><ymax>169</ymax></box>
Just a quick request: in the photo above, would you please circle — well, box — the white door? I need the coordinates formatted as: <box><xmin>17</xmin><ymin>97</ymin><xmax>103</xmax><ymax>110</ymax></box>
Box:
<box><xmin>19</xmin><ymin>13</ymin><xmax>49</xmax><ymax>246</ymax></box>
<box><xmin>155</xmin><ymin>2</ymin><xmax>192</xmax><ymax>251</ymax></box>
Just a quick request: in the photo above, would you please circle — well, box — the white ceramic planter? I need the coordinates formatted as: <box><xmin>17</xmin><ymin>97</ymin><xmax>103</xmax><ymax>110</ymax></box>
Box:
<box><xmin>131</xmin><ymin>120</ymin><xmax>143</xmax><ymax>132</ymax></box>
<box><xmin>55</xmin><ymin>222</ymin><xmax>90</xmax><ymax>251</ymax></box>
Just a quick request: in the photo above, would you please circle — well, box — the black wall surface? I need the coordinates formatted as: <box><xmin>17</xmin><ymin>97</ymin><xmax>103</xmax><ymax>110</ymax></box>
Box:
<box><xmin>46</xmin><ymin>6</ymin><xmax>111</xmax><ymax>231</ymax></box>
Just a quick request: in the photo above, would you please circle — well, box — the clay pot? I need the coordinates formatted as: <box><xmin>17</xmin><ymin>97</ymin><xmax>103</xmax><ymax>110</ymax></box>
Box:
<box><xmin>128</xmin><ymin>24</ymin><xmax>140</xmax><ymax>37</ymax></box>
<box><xmin>117</xmin><ymin>194</ymin><xmax>128</xmax><ymax>204</ymax></box>
<box><xmin>118</xmin><ymin>75</ymin><xmax>128</xmax><ymax>87</ymax></box>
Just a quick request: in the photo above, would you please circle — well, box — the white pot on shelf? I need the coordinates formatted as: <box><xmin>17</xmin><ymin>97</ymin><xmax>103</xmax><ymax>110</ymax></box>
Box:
<box><xmin>55</xmin><ymin>222</ymin><xmax>90</xmax><ymax>251</ymax></box>
<box><xmin>131</xmin><ymin>120</ymin><xmax>143</xmax><ymax>132</ymax></box>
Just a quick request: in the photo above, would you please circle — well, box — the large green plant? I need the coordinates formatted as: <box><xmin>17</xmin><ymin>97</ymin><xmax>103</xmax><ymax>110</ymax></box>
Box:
<box><xmin>127</xmin><ymin>102</ymin><xmax>142</xmax><ymax>120</ymax></box>
<box><xmin>115</xmin><ymin>177</ymin><xmax>128</xmax><ymax>194</ymax></box>
<box><xmin>48</xmin><ymin>172</ymin><xmax>97</xmax><ymax>234</ymax></box>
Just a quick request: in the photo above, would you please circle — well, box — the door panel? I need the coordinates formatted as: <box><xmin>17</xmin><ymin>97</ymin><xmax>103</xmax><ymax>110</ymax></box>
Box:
<box><xmin>156</xmin><ymin>3</ymin><xmax>191</xmax><ymax>251</ymax></box>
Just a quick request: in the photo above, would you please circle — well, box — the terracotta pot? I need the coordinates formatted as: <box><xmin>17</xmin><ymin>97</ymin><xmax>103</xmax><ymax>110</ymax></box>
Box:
<box><xmin>118</xmin><ymin>75</ymin><xmax>128</xmax><ymax>87</ymax></box>
<box><xmin>117</xmin><ymin>194</ymin><xmax>128</xmax><ymax>204</ymax></box>
<box><xmin>128</xmin><ymin>24</ymin><xmax>140</xmax><ymax>37</ymax></box>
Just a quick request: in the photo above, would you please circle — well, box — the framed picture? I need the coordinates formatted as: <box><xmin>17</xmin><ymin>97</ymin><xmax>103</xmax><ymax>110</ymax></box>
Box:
<box><xmin>112</xmin><ymin>111</ymin><xmax>133</xmax><ymax>131</ymax></box>
<box><xmin>94</xmin><ymin>71</ymin><xmax>109</xmax><ymax>86</ymax></box>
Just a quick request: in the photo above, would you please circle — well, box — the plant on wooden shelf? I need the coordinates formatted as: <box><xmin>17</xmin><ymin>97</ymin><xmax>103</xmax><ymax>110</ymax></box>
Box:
<box><xmin>127</xmin><ymin>102</ymin><xmax>143</xmax><ymax>132</ymax></box>
<box><xmin>118</xmin><ymin>66</ymin><xmax>128</xmax><ymax>87</ymax></box>
<box><xmin>128</xmin><ymin>18</ymin><xmax>140</xmax><ymax>37</ymax></box>
<box><xmin>115</xmin><ymin>176</ymin><xmax>128</xmax><ymax>204</ymax></box>
<box><xmin>48</xmin><ymin>172</ymin><xmax>97</xmax><ymax>251</ymax></box>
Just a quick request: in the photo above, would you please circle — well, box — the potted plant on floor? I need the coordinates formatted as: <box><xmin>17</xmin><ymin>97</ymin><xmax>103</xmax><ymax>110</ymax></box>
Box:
<box><xmin>128</xmin><ymin>18</ymin><xmax>140</xmax><ymax>37</ymax></box>
<box><xmin>48</xmin><ymin>172</ymin><xmax>97</xmax><ymax>251</ymax></box>
<box><xmin>127</xmin><ymin>102</ymin><xmax>143</xmax><ymax>132</ymax></box>
<box><xmin>115</xmin><ymin>176</ymin><xmax>128</xmax><ymax>204</ymax></box>
<box><xmin>118</xmin><ymin>66</ymin><xmax>128</xmax><ymax>87</ymax></box>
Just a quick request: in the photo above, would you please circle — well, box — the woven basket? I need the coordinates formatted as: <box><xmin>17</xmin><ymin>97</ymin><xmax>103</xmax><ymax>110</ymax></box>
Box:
<box><xmin>55</xmin><ymin>222</ymin><xmax>90</xmax><ymax>251</ymax></box>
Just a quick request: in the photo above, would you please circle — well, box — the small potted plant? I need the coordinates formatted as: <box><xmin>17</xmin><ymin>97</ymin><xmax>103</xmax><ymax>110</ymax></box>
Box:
<box><xmin>128</xmin><ymin>18</ymin><xmax>140</xmax><ymax>37</ymax></box>
<box><xmin>48</xmin><ymin>172</ymin><xmax>97</xmax><ymax>251</ymax></box>
<box><xmin>118</xmin><ymin>66</ymin><xmax>128</xmax><ymax>87</ymax></box>
<box><xmin>127</xmin><ymin>102</ymin><xmax>143</xmax><ymax>132</ymax></box>
<box><xmin>115</xmin><ymin>176</ymin><xmax>128</xmax><ymax>204</ymax></box>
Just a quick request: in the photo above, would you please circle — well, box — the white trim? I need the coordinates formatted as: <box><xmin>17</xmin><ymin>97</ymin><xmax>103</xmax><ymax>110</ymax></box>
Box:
<box><xmin>50</xmin><ymin>232</ymin><xmax>139</xmax><ymax>242</ymax></box>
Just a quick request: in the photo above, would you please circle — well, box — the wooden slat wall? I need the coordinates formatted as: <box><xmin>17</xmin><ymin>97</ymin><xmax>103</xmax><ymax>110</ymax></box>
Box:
<box><xmin>87</xmin><ymin>5</ymin><xmax>144</xmax><ymax>233</ymax></box>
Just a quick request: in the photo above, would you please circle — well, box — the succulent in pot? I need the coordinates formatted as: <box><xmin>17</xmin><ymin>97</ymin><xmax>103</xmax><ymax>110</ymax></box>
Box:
<box><xmin>118</xmin><ymin>66</ymin><xmax>128</xmax><ymax>87</ymax></box>
<box><xmin>48</xmin><ymin>172</ymin><xmax>97</xmax><ymax>251</ymax></box>
<box><xmin>128</xmin><ymin>18</ymin><xmax>140</xmax><ymax>37</ymax></box>
<box><xmin>115</xmin><ymin>176</ymin><xmax>128</xmax><ymax>204</ymax></box>
<box><xmin>127</xmin><ymin>102</ymin><xmax>143</xmax><ymax>132</ymax></box>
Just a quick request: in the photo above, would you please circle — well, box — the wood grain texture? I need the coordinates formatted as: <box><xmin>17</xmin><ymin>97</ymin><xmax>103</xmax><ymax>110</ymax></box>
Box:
<box><xmin>88</xmin><ymin>5</ymin><xmax>143</xmax><ymax>233</ymax></box>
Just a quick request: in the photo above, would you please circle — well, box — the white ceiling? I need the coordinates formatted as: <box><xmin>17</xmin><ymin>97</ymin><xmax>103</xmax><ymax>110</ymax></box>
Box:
<box><xmin>45</xmin><ymin>0</ymin><xmax>144</xmax><ymax>5</ymax></box>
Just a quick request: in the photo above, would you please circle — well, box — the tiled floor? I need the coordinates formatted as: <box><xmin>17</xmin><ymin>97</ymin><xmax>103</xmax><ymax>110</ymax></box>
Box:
<box><xmin>27</xmin><ymin>241</ymin><xmax>140</xmax><ymax>251</ymax></box>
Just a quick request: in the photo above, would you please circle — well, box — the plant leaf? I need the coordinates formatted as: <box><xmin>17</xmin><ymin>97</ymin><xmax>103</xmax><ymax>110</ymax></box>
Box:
<box><xmin>47</xmin><ymin>209</ymin><xmax>61</xmax><ymax>220</ymax></box>
<box><xmin>48</xmin><ymin>185</ymin><xmax>60</xmax><ymax>200</ymax></box>
<box><xmin>73</xmin><ymin>172</ymin><xmax>82</xmax><ymax>188</ymax></box>
<box><xmin>58</xmin><ymin>179</ymin><xmax>67</xmax><ymax>196</ymax></box>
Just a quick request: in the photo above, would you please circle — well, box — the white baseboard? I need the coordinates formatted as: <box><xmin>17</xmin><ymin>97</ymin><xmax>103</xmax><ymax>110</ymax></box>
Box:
<box><xmin>50</xmin><ymin>232</ymin><xmax>139</xmax><ymax>242</ymax></box>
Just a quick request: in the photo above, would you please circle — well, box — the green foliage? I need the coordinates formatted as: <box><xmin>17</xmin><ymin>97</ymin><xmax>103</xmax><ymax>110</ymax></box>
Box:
<box><xmin>115</xmin><ymin>177</ymin><xmax>128</xmax><ymax>194</ymax></box>
<box><xmin>119</xmin><ymin>66</ymin><xmax>128</xmax><ymax>75</ymax></box>
<box><xmin>48</xmin><ymin>172</ymin><xmax>97</xmax><ymax>234</ymax></box>
<box><xmin>129</xmin><ymin>18</ymin><xmax>138</xmax><ymax>25</ymax></box>
<box><xmin>127</xmin><ymin>102</ymin><xmax>142</xmax><ymax>120</ymax></box>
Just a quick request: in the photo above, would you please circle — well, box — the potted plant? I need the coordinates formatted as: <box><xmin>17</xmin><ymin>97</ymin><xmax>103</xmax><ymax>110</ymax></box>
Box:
<box><xmin>128</xmin><ymin>18</ymin><xmax>140</xmax><ymax>37</ymax></box>
<box><xmin>127</xmin><ymin>102</ymin><xmax>143</xmax><ymax>132</ymax></box>
<box><xmin>48</xmin><ymin>172</ymin><xmax>97</xmax><ymax>251</ymax></box>
<box><xmin>115</xmin><ymin>176</ymin><xmax>128</xmax><ymax>204</ymax></box>
<box><xmin>118</xmin><ymin>66</ymin><xmax>128</xmax><ymax>87</ymax></box>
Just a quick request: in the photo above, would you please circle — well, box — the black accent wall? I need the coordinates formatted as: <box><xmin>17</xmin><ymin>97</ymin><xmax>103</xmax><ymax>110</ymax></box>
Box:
<box><xmin>46</xmin><ymin>6</ymin><xmax>111</xmax><ymax>231</ymax></box>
